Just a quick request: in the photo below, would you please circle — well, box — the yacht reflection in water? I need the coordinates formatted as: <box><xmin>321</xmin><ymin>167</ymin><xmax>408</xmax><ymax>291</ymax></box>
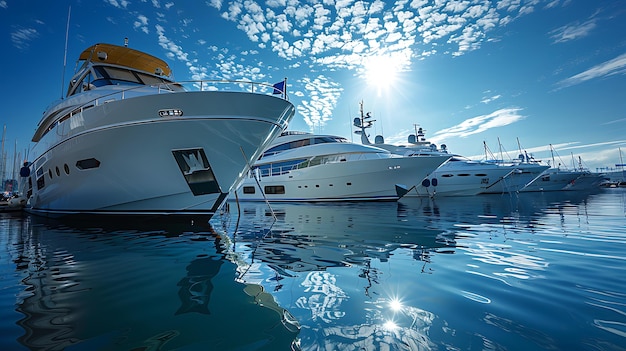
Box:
<box><xmin>6</xmin><ymin>215</ymin><xmax>299</xmax><ymax>351</ymax></box>
<box><xmin>225</xmin><ymin>200</ymin><xmax>451</xmax><ymax>350</ymax></box>
<box><xmin>222</xmin><ymin>190</ymin><xmax>599</xmax><ymax>350</ymax></box>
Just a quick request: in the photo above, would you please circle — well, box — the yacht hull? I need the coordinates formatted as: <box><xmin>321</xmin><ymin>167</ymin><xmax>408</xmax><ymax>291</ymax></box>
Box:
<box><xmin>235</xmin><ymin>155</ymin><xmax>449</xmax><ymax>202</ymax></box>
<box><xmin>480</xmin><ymin>164</ymin><xmax>550</xmax><ymax>194</ymax></box>
<box><xmin>405</xmin><ymin>162</ymin><xmax>520</xmax><ymax>197</ymax></box>
<box><xmin>26</xmin><ymin>92</ymin><xmax>294</xmax><ymax>218</ymax></box>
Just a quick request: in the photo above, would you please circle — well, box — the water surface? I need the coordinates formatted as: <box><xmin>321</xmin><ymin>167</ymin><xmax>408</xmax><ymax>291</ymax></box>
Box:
<box><xmin>1</xmin><ymin>189</ymin><xmax>625</xmax><ymax>350</ymax></box>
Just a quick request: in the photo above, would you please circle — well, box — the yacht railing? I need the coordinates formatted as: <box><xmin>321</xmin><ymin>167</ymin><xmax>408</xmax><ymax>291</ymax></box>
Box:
<box><xmin>37</xmin><ymin>79</ymin><xmax>287</xmax><ymax>141</ymax></box>
<box><xmin>91</xmin><ymin>79</ymin><xmax>288</xmax><ymax>106</ymax></box>
<box><xmin>254</xmin><ymin>153</ymin><xmax>379</xmax><ymax>178</ymax></box>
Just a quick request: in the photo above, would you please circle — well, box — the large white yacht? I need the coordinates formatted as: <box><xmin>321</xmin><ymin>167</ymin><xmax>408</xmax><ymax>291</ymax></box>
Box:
<box><xmin>24</xmin><ymin>42</ymin><xmax>294</xmax><ymax>218</ymax></box>
<box><xmin>353</xmin><ymin>102</ymin><xmax>549</xmax><ymax>196</ymax></box>
<box><xmin>233</xmin><ymin>131</ymin><xmax>450</xmax><ymax>202</ymax></box>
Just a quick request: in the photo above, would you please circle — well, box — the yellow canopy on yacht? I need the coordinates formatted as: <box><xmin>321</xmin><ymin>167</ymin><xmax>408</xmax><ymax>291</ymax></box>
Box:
<box><xmin>78</xmin><ymin>43</ymin><xmax>172</xmax><ymax>77</ymax></box>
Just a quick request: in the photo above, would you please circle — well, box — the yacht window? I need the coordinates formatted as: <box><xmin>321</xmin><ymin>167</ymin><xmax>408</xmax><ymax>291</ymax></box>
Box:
<box><xmin>242</xmin><ymin>186</ymin><xmax>255</xmax><ymax>194</ymax></box>
<box><xmin>258</xmin><ymin>159</ymin><xmax>305</xmax><ymax>176</ymax></box>
<box><xmin>76</xmin><ymin>158</ymin><xmax>101</xmax><ymax>170</ymax></box>
<box><xmin>475</xmin><ymin>173</ymin><xmax>487</xmax><ymax>177</ymax></box>
<box><xmin>441</xmin><ymin>174</ymin><xmax>454</xmax><ymax>177</ymax></box>
<box><xmin>458</xmin><ymin>173</ymin><xmax>470</xmax><ymax>176</ymax></box>
<box><xmin>313</xmin><ymin>136</ymin><xmax>346</xmax><ymax>144</ymax></box>
<box><xmin>36</xmin><ymin>176</ymin><xmax>45</xmax><ymax>190</ymax></box>
<box><xmin>264</xmin><ymin>185</ymin><xmax>285</xmax><ymax>194</ymax></box>
<box><xmin>102</xmin><ymin>66</ymin><xmax>143</xmax><ymax>84</ymax></box>
<box><xmin>262</xmin><ymin>140</ymin><xmax>308</xmax><ymax>158</ymax></box>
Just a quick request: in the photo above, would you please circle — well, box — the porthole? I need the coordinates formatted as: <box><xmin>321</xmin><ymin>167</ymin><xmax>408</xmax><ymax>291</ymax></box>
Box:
<box><xmin>56</xmin><ymin>167</ymin><xmax>60</xmax><ymax>176</ymax></box>
<box><xmin>64</xmin><ymin>164</ymin><xmax>70</xmax><ymax>174</ymax></box>
<box><xmin>48</xmin><ymin>169</ymin><xmax>53</xmax><ymax>178</ymax></box>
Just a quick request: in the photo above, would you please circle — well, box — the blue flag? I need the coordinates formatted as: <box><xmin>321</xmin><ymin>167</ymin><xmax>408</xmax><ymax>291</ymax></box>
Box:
<box><xmin>272</xmin><ymin>81</ymin><xmax>285</xmax><ymax>94</ymax></box>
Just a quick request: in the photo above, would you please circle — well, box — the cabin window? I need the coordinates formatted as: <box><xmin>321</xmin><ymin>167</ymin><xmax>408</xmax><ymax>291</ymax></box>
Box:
<box><xmin>64</xmin><ymin>164</ymin><xmax>70</xmax><ymax>175</ymax></box>
<box><xmin>243</xmin><ymin>186</ymin><xmax>255</xmax><ymax>194</ymax></box>
<box><xmin>475</xmin><ymin>173</ymin><xmax>487</xmax><ymax>177</ymax></box>
<box><xmin>441</xmin><ymin>174</ymin><xmax>454</xmax><ymax>178</ymax></box>
<box><xmin>458</xmin><ymin>173</ymin><xmax>470</xmax><ymax>177</ymax></box>
<box><xmin>36</xmin><ymin>176</ymin><xmax>45</xmax><ymax>190</ymax></box>
<box><xmin>264</xmin><ymin>185</ymin><xmax>285</xmax><ymax>194</ymax></box>
<box><xmin>76</xmin><ymin>158</ymin><xmax>101</xmax><ymax>170</ymax></box>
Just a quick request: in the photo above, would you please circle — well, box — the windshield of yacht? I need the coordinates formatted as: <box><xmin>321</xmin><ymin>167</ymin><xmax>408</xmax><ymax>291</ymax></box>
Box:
<box><xmin>260</xmin><ymin>136</ymin><xmax>348</xmax><ymax>159</ymax></box>
<box><xmin>68</xmin><ymin>65</ymin><xmax>183</xmax><ymax>97</ymax></box>
<box><xmin>96</xmin><ymin>66</ymin><xmax>181</xmax><ymax>88</ymax></box>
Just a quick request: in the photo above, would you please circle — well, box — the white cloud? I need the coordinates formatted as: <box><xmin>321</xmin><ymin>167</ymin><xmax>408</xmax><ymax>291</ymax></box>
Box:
<box><xmin>134</xmin><ymin>14</ymin><xmax>149</xmax><ymax>34</ymax></box>
<box><xmin>207</xmin><ymin>0</ymin><xmax>222</xmax><ymax>10</ymax></box>
<box><xmin>11</xmin><ymin>27</ymin><xmax>39</xmax><ymax>50</ymax></box>
<box><xmin>104</xmin><ymin>0</ymin><xmax>129</xmax><ymax>9</ymax></box>
<box><xmin>0</xmin><ymin>1</ymin><xmax>7</xmax><ymax>9</ymax></box>
<box><xmin>296</xmin><ymin>75</ymin><xmax>344</xmax><ymax>131</ymax></box>
<box><xmin>550</xmin><ymin>18</ymin><xmax>596</xmax><ymax>43</ymax></box>
<box><xmin>481</xmin><ymin>94</ymin><xmax>502</xmax><ymax>104</ymax></box>
<box><xmin>557</xmin><ymin>53</ymin><xmax>626</xmax><ymax>88</ymax></box>
<box><xmin>430</xmin><ymin>108</ymin><xmax>526</xmax><ymax>144</ymax></box>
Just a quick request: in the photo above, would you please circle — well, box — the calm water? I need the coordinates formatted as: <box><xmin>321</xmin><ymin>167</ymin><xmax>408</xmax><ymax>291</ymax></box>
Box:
<box><xmin>1</xmin><ymin>189</ymin><xmax>625</xmax><ymax>350</ymax></box>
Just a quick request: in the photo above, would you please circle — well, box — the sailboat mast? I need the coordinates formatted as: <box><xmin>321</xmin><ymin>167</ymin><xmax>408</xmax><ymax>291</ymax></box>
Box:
<box><xmin>617</xmin><ymin>147</ymin><xmax>626</xmax><ymax>181</ymax></box>
<box><xmin>1</xmin><ymin>125</ymin><xmax>5</xmax><ymax>191</ymax></box>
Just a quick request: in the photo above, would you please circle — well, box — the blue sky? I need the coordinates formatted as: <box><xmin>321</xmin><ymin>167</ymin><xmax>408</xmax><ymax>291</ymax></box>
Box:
<box><xmin>1</xmin><ymin>0</ymin><xmax>625</xmax><ymax>173</ymax></box>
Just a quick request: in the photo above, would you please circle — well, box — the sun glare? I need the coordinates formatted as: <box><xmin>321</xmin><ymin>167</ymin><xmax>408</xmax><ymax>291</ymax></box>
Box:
<box><xmin>363</xmin><ymin>54</ymin><xmax>402</xmax><ymax>91</ymax></box>
<box><xmin>389</xmin><ymin>298</ymin><xmax>403</xmax><ymax>312</ymax></box>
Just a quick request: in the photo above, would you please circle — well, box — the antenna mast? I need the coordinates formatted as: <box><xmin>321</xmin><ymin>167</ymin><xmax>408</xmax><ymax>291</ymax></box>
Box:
<box><xmin>61</xmin><ymin>6</ymin><xmax>71</xmax><ymax>99</ymax></box>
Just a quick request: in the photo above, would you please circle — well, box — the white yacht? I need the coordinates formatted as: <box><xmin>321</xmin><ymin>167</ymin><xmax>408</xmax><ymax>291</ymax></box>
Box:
<box><xmin>353</xmin><ymin>102</ymin><xmax>549</xmax><ymax>196</ymax></box>
<box><xmin>521</xmin><ymin>150</ymin><xmax>605</xmax><ymax>192</ymax></box>
<box><xmin>24</xmin><ymin>42</ymin><xmax>294</xmax><ymax>218</ymax></box>
<box><xmin>234</xmin><ymin>131</ymin><xmax>450</xmax><ymax>202</ymax></box>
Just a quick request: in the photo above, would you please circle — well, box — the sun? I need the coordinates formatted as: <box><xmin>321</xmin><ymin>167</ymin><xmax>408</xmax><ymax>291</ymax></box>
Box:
<box><xmin>363</xmin><ymin>54</ymin><xmax>402</xmax><ymax>92</ymax></box>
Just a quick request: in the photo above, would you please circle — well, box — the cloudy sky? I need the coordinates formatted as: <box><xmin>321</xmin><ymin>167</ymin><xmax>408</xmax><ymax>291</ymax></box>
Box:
<box><xmin>1</xmin><ymin>0</ymin><xmax>625</xmax><ymax>172</ymax></box>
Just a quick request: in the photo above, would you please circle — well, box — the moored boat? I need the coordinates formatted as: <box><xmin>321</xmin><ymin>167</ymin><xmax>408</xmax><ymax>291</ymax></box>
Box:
<box><xmin>352</xmin><ymin>102</ymin><xmax>549</xmax><ymax>196</ymax></box>
<box><xmin>24</xmin><ymin>42</ymin><xmax>294</xmax><ymax>218</ymax></box>
<box><xmin>234</xmin><ymin>131</ymin><xmax>450</xmax><ymax>202</ymax></box>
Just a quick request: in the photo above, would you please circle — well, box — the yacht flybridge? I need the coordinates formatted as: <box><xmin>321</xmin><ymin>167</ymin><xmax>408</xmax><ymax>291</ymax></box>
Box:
<box><xmin>25</xmin><ymin>42</ymin><xmax>294</xmax><ymax>218</ymax></box>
